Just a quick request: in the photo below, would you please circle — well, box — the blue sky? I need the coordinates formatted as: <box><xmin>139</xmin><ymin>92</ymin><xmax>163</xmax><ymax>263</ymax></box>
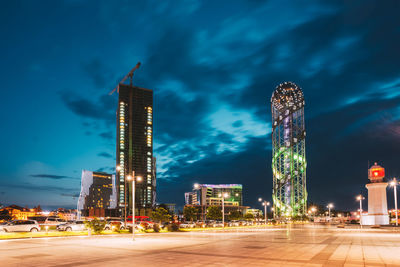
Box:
<box><xmin>1</xmin><ymin>0</ymin><xmax>400</xmax><ymax>211</ymax></box>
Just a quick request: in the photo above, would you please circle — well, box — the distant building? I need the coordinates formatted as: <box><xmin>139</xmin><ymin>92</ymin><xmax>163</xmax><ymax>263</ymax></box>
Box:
<box><xmin>55</xmin><ymin>208</ymin><xmax>77</xmax><ymax>221</ymax></box>
<box><xmin>163</xmin><ymin>203</ymin><xmax>176</xmax><ymax>215</ymax></box>
<box><xmin>185</xmin><ymin>184</ymin><xmax>243</xmax><ymax>206</ymax></box>
<box><xmin>245</xmin><ymin>208</ymin><xmax>263</xmax><ymax>217</ymax></box>
<box><xmin>77</xmin><ymin>170</ymin><xmax>117</xmax><ymax>217</ymax></box>
<box><xmin>185</xmin><ymin>184</ymin><xmax>248</xmax><ymax>220</ymax></box>
<box><xmin>2</xmin><ymin>205</ymin><xmax>36</xmax><ymax>220</ymax></box>
<box><xmin>117</xmin><ymin>84</ymin><xmax>155</xmax><ymax>217</ymax></box>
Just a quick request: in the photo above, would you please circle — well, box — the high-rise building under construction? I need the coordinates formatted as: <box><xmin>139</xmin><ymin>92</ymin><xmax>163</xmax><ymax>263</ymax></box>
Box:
<box><xmin>117</xmin><ymin>83</ymin><xmax>156</xmax><ymax>217</ymax></box>
<box><xmin>271</xmin><ymin>82</ymin><xmax>307</xmax><ymax>218</ymax></box>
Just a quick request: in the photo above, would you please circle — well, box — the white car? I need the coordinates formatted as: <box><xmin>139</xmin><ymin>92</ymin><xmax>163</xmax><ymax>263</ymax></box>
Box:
<box><xmin>44</xmin><ymin>217</ymin><xmax>66</xmax><ymax>226</ymax></box>
<box><xmin>212</xmin><ymin>221</ymin><xmax>224</xmax><ymax>228</ymax></box>
<box><xmin>228</xmin><ymin>221</ymin><xmax>240</xmax><ymax>227</ymax></box>
<box><xmin>57</xmin><ymin>221</ymin><xmax>87</xmax><ymax>231</ymax></box>
<box><xmin>0</xmin><ymin>220</ymin><xmax>40</xmax><ymax>232</ymax></box>
<box><xmin>179</xmin><ymin>222</ymin><xmax>196</xmax><ymax>228</ymax></box>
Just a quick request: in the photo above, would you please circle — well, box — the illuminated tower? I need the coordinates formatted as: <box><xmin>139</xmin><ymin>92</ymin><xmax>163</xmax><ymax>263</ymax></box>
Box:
<box><xmin>117</xmin><ymin>84</ymin><xmax>155</xmax><ymax>217</ymax></box>
<box><xmin>271</xmin><ymin>82</ymin><xmax>307</xmax><ymax>218</ymax></box>
<box><xmin>362</xmin><ymin>163</ymin><xmax>389</xmax><ymax>225</ymax></box>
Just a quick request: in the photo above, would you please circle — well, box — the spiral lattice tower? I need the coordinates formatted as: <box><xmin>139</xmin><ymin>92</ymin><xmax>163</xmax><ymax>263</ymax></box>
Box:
<box><xmin>271</xmin><ymin>82</ymin><xmax>307</xmax><ymax>218</ymax></box>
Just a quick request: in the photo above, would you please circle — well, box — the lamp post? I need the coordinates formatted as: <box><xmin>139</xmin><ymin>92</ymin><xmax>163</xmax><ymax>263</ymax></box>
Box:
<box><xmin>390</xmin><ymin>178</ymin><xmax>398</xmax><ymax>226</ymax></box>
<box><xmin>356</xmin><ymin>195</ymin><xmax>365</xmax><ymax>228</ymax></box>
<box><xmin>327</xmin><ymin>203</ymin><xmax>333</xmax><ymax>221</ymax></box>
<box><xmin>127</xmin><ymin>172</ymin><xmax>142</xmax><ymax>241</ymax></box>
<box><xmin>258</xmin><ymin>198</ymin><xmax>270</xmax><ymax>225</ymax></box>
<box><xmin>219</xmin><ymin>192</ymin><xmax>229</xmax><ymax>228</ymax></box>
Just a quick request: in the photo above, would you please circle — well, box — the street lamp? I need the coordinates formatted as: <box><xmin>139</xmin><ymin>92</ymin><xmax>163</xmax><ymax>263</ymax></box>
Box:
<box><xmin>356</xmin><ymin>195</ymin><xmax>365</xmax><ymax>228</ymax></box>
<box><xmin>390</xmin><ymin>178</ymin><xmax>398</xmax><ymax>226</ymax></box>
<box><xmin>327</xmin><ymin>203</ymin><xmax>334</xmax><ymax>221</ymax></box>
<box><xmin>127</xmin><ymin>172</ymin><xmax>142</xmax><ymax>241</ymax></box>
<box><xmin>218</xmin><ymin>192</ymin><xmax>229</xmax><ymax>228</ymax></box>
<box><xmin>258</xmin><ymin>198</ymin><xmax>270</xmax><ymax>225</ymax></box>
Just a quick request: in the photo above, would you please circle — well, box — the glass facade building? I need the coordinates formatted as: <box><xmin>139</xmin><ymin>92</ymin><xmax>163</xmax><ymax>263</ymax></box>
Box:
<box><xmin>77</xmin><ymin>170</ymin><xmax>117</xmax><ymax>211</ymax></box>
<box><xmin>117</xmin><ymin>84</ymin><xmax>156</xmax><ymax>217</ymax></box>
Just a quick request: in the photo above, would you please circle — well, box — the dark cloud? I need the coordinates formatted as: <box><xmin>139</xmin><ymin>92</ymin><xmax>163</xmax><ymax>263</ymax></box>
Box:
<box><xmin>99</xmin><ymin>131</ymin><xmax>113</xmax><ymax>140</ymax></box>
<box><xmin>60</xmin><ymin>92</ymin><xmax>116</xmax><ymax>123</ymax></box>
<box><xmin>232</xmin><ymin>120</ymin><xmax>243</xmax><ymax>128</ymax></box>
<box><xmin>61</xmin><ymin>193</ymin><xmax>80</xmax><ymax>198</ymax></box>
<box><xmin>0</xmin><ymin>183</ymin><xmax>77</xmax><ymax>194</ymax></box>
<box><xmin>30</xmin><ymin>174</ymin><xmax>71</xmax><ymax>180</ymax></box>
<box><xmin>82</xmin><ymin>58</ymin><xmax>114</xmax><ymax>90</ymax></box>
<box><xmin>97</xmin><ymin>152</ymin><xmax>113</xmax><ymax>158</ymax></box>
<box><xmin>95</xmin><ymin>167</ymin><xmax>115</xmax><ymax>173</ymax></box>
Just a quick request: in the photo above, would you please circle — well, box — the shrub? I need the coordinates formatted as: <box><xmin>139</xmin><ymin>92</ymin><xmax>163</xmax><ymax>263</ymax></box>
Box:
<box><xmin>84</xmin><ymin>218</ymin><xmax>106</xmax><ymax>234</ymax></box>
<box><xmin>167</xmin><ymin>222</ymin><xmax>180</xmax><ymax>232</ymax></box>
<box><xmin>111</xmin><ymin>222</ymin><xmax>121</xmax><ymax>233</ymax></box>
<box><xmin>153</xmin><ymin>223</ymin><xmax>161</xmax><ymax>233</ymax></box>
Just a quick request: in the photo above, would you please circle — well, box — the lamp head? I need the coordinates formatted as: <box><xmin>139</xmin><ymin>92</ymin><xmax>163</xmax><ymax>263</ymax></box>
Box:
<box><xmin>136</xmin><ymin>176</ymin><xmax>143</xmax><ymax>182</ymax></box>
<box><xmin>258</xmin><ymin>198</ymin><xmax>262</xmax><ymax>202</ymax></box>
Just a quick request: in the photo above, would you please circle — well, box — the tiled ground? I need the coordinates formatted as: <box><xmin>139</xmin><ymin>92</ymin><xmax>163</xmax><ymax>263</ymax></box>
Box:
<box><xmin>1</xmin><ymin>225</ymin><xmax>400</xmax><ymax>266</ymax></box>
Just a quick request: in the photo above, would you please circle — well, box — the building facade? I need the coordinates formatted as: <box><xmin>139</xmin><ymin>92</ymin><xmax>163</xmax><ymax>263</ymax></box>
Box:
<box><xmin>185</xmin><ymin>184</ymin><xmax>243</xmax><ymax>206</ymax></box>
<box><xmin>271</xmin><ymin>82</ymin><xmax>307</xmax><ymax>218</ymax></box>
<box><xmin>77</xmin><ymin>170</ymin><xmax>117</xmax><ymax>216</ymax></box>
<box><xmin>117</xmin><ymin>84</ymin><xmax>156</xmax><ymax>217</ymax></box>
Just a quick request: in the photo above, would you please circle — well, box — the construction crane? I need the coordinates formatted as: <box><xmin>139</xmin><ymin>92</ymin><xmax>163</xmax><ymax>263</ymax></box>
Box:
<box><xmin>109</xmin><ymin>62</ymin><xmax>141</xmax><ymax>95</ymax></box>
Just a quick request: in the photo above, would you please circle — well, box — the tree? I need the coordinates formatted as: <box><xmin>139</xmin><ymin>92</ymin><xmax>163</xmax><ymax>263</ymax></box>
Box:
<box><xmin>0</xmin><ymin>209</ymin><xmax>11</xmax><ymax>221</ymax></box>
<box><xmin>183</xmin><ymin>206</ymin><xmax>198</xmax><ymax>222</ymax></box>
<box><xmin>243</xmin><ymin>213</ymin><xmax>254</xmax><ymax>221</ymax></box>
<box><xmin>228</xmin><ymin>210</ymin><xmax>242</xmax><ymax>221</ymax></box>
<box><xmin>151</xmin><ymin>207</ymin><xmax>171</xmax><ymax>223</ymax></box>
<box><xmin>207</xmin><ymin>206</ymin><xmax>222</xmax><ymax>220</ymax></box>
<box><xmin>158</xmin><ymin>204</ymin><xmax>173</xmax><ymax>216</ymax></box>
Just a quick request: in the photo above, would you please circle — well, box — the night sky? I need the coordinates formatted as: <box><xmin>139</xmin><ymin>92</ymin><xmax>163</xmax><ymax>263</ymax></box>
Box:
<box><xmin>1</xmin><ymin>1</ymin><xmax>400</xmax><ymax>212</ymax></box>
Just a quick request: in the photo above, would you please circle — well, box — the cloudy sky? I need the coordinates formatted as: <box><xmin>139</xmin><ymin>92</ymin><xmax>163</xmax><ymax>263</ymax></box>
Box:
<box><xmin>1</xmin><ymin>0</ymin><xmax>399</xmax><ymax>211</ymax></box>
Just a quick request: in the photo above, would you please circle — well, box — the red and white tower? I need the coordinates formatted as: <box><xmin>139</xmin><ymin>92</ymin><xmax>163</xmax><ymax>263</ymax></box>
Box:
<box><xmin>363</xmin><ymin>163</ymin><xmax>389</xmax><ymax>225</ymax></box>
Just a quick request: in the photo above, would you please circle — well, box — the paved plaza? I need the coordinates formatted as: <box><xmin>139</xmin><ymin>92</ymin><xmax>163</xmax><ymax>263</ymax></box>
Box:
<box><xmin>1</xmin><ymin>225</ymin><xmax>400</xmax><ymax>266</ymax></box>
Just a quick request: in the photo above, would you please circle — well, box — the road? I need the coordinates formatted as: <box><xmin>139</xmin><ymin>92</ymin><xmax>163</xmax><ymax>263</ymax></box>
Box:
<box><xmin>1</xmin><ymin>225</ymin><xmax>400</xmax><ymax>266</ymax></box>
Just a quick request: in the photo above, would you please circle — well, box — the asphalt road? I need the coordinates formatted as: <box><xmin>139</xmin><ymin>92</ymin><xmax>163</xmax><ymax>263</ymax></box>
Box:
<box><xmin>1</xmin><ymin>225</ymin><xmax>400</xmax><ymax>266</ymax></box>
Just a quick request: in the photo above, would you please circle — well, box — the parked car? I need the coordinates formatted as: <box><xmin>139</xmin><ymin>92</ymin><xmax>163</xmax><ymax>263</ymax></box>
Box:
<box><xmin>121</xmin><ymin>216</ymin><xmax>155</xmax><ymax>230</ymax></box>
<box><xmin>44</xmin><ymin>217</ymin><xmax>66</xmax><ymax>226</ymax></box>
<box><xmin>0</xmin><ymin>220</ymin><xmax>40</xmax><ymax>232</ymax></box>
<box><xmin>228</xmin><ymin>220</ymin><xmax>240</xmax><ymax>227</ymax></box>
<box><xmin>212</xmin><ymin>221</ymin><xmax>224</xmax><ymax>228</ymax></box>
<box><xmin>57</xmin><ymin>221</ymin><xmax>86</xmax><ymax>231</ymax></box>
<box><xmin>179</xmin><ymin>221</ymin><xmax>196</xmax><ymax>228</ymax></box>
